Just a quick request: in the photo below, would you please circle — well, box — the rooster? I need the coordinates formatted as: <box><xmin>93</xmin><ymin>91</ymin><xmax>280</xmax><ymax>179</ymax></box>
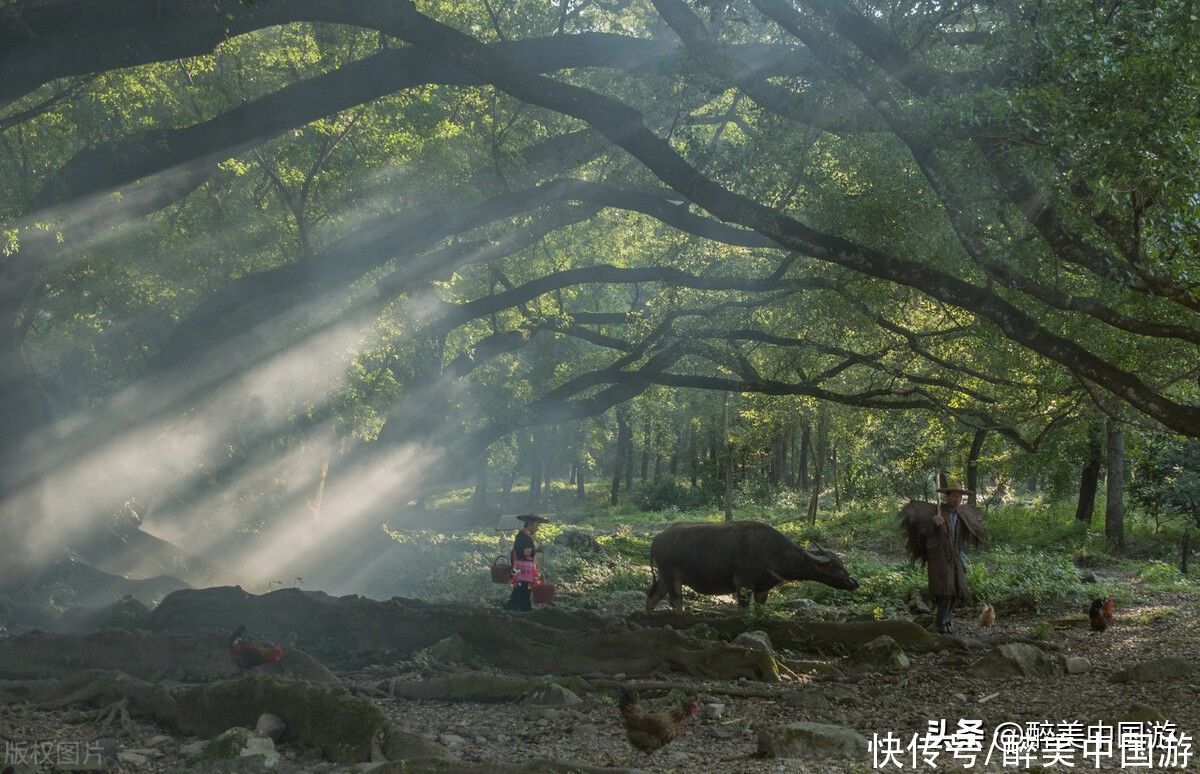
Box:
<box><xmin>618</xmin><ymin>688</ymin><xmax>700</xmax><ymax>759</ymax></box>
<box><xmin>229</xmin><ymin>625</ymin><xmax>284</xmax><ymax>669</ymax></box>
<box><xmin>1088</xmin><ymin>596</ymin><xmax>1115</xmax><ymax>632</ymax></box>
<box><xmin>978</xmin><ymin>603</ymin><xmax>996</xmax><ymax>628</ymax></box>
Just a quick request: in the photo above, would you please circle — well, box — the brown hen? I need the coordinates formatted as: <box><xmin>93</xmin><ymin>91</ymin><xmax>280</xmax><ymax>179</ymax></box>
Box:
<box><xmin>618</xmin><ymin>688</ymin><xmax>700</xmax><ymax>757</ymax></box>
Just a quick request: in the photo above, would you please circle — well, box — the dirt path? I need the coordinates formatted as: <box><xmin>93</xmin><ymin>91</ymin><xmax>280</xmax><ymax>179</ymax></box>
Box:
<box><xmin>376</xmin><ymin>590</ymin><xmax>1200</xmax><ymax>773</ymax></box>
<box><xmin>1</xmin><ymin>590</ymin><xmax>1196</xmax><ymax>772</ymax></box>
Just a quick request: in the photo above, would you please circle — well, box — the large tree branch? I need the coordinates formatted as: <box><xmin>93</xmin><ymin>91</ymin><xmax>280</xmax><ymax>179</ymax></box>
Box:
<box><xmin>432</xmin><ymin>263</ymin><xmax>835</xmax><ymax>335</ymax></box>
<box><xmin>749</xmin><ymin>0</ymin><xmax>1200</xmax><ymax>346</ymax></box>
<box><xmin>705</xmin><ymin>328</ymin><xmax>999</xmax><ymax>405</ymax></box>
<box><xmin>383</xmin><ymin>2</ymin><xmax>1200</xmax><ymax>435</ymax></box>
<box><xmin>767</xmin><ymin>0</ymin><xmax>1200</xmax><ymax>315</ymax></box>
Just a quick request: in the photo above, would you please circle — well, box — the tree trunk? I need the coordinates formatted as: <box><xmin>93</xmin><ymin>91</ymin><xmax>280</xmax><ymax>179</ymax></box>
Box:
<box><xmin>831</xmin><ymin>443</ymin><xmax>840</xmax><ymax>509</ymax></box>
<box><xmin>967</xmin><ymin>429</ymin><xmax>986</xmax><ymax>507</ymax></box>
<box><xmin>640</xmin><ymin>417</ymin><xmax>650</xmax><ymax>480</ymax></box>
<box><xmin>798</xmin><ymin>420</ymin><xmax>811</xmax><ymax>490</ymax></box>
<box><xmin>624</xmin><ymin>429</ymin><xmax>634</xmax><ymax>495</ymax></box>
<box><xmin>722</xmin><ymin>392</ymin><xmax>733</xmax><ymax>522</ymax></box>
<box><xmin>1075</xmin><ymin>423</ymin><xmax>1102</xmax><ymax>524</ymax></box>
<box><xmin>610</xmin><ymin>410</ymin><xmax>629</xmax><ymax>506</ymax></box>
<box><xmin>471</xmin><ymin>456</ymin><xmax>488</xmax><ymax>511</ymax></box>
<box><xmin>689</xmin><ymin>427</ymin><xmax>698</xmax><ymax>488</ymax></box>
<box><xmin>1105</xmin><ymin>420</ymin><xmax>1125</xmax><ymax>549</ymax></box>
<box><xmin>654</xmin><ymin>453</ymin><xmax>662</xmax><ymax>480</ymax></box>
<box><xmin>527</xmin><ymin>464</ymin><xmax>541</xmax><ymax>506</ymax></box>
<box><xmin>576</xmin><ymin>457</ymin><xmax>586</xmax><ymax>501</ymax></box>
<box><xmin>806</xmin><ymin>407</ymin><xmax>827</xmax><ymax>523</ymax></box>
<box><xmin>787</xmin><ymin>425</ymin><xmax>799</xmax><ymax>487</ymax></box>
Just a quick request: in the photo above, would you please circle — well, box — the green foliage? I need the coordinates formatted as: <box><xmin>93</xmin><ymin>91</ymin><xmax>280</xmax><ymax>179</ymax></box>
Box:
<box><xmin>632</xmin><ymin>478</ymin><xmax>714</xmax><ymax>512</ymax></box>
<box><xmin>1130</xmin><ymin>432</ymin><xmax>1200</xmax><ymax>530</ymax></box>
<box><xmin>7</xmin><ymin>0</ymin><xmax>1200</xmax><ymax>577</ymax></box>
<box><xmin>1137</xmin><ymin>560</ymin><xmax>1185</xmax><ymax>587</ymax></box>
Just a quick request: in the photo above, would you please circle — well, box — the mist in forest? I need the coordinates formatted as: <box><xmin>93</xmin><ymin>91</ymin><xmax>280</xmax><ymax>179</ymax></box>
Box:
<box><xmin>6</xmin><ymin>269</ymin><xmax>462</xmax><ymax>592</ymax></box>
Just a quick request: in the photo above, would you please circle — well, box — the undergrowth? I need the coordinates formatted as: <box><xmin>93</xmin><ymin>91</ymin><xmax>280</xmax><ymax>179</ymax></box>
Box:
<box><xmin>384</xmin><ymin>483</ymin><xmax>1197</xmax><ymax>613</ymax></box>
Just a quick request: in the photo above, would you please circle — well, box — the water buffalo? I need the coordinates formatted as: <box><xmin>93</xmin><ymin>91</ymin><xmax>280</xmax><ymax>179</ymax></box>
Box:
<box><xmin>645</xmin><ymin>521</ymin><xmax>859</xmax><ymax>612</ymax></box>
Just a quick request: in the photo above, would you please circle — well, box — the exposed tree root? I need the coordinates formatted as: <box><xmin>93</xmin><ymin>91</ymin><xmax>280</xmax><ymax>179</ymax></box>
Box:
<box><xmin>0</xmin><ymin>628</ymin><xmax>339</xmax><ymax>683</ymax></box>
<box><xmin>92</xmin><ymin>697</ymin><xmax>134</xmax><ymax>734</ymax></box>
<box><xmin>140</xmin><ymin>587</ymin><xmax>949</xmax><ymax>679</ymax></box>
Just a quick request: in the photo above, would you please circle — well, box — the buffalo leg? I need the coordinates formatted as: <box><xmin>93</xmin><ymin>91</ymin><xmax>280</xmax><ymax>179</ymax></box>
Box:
<box><xmin>669</xmin><ymin>576</ymin><xmax>684</xmax><ymax>612</ymax></box>
<box><xmin>733</xmin><ymin>574</ymin><xmax>754</xmax><ymax>608</ymax></box>
<box><xmin>646</xmin><ymin>571</ymin><xmax>670</xmax><ymax>613</ymax></box>
<box><xmin>753</xmin><ymin>590</ymin><xmax>770</xmax><ymax>607</ymax></box>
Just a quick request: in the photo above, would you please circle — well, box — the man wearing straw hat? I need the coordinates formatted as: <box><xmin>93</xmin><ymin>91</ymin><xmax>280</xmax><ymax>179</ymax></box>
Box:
<box><xmin>899</xmin><ymin>483</ymin><xmax>984</xmax><ymax>634</ymax></box>
<box><xmin>504</xmin><ymin>514</ymin><xmax>549</xmax><ymax>612</ymax></box>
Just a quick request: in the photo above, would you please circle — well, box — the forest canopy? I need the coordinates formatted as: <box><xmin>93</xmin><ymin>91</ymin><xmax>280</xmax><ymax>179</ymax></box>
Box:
<box><xmin>1</xmin><ymin>0</ymin><xmax>1198</xmax><ymax>584</ymax></box>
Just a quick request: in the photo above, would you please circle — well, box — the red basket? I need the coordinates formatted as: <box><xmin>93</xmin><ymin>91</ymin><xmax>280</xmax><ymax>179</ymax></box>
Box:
<box><xmin>490</xmin><ymin>556</ymin><xmax>512</xmax><ymax>584</ymax></box>
<box><xmin>532</xmin><ymin>582</ymin><xmax>556</xmax><ymax>605</ymax></box>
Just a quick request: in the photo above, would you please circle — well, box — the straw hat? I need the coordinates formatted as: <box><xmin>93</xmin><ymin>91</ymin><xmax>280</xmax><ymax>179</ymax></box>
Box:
<box><xmin>937</xmin><ymin>483</ymin><xmax>973</xmax><ymax>495</ymax></box>
<box><xmin>517</xmin><ymin>514</ymin><xmax>551</xmax><ymax>525</ymax></box>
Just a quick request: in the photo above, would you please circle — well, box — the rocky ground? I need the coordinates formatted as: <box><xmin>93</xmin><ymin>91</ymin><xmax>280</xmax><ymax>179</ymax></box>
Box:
<box><xmin>369</xmin><ymin>591</ymin><xmax>1200</xmax><ymax>772</ymax></box>
<box><xmin>2</xmin><ymin>585</ymin><xmax>1197</xmax><ymax>773</ymax></box>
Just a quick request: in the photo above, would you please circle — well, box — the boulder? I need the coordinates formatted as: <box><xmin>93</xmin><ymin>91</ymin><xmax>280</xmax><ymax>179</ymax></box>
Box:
<box><xmin>1121</xmin><ymin>702</ymin><xmax>1166</xmax><ymax>723</ymax></box>
<box><xmin>241</xmin><ymin>735</ymin><xmax>281</xmax><ymax>767</ymax></box>
<box><xmin>967</xmin><ymin>643</ymin><xmax>1062</xmax><ymax>678</ymax></box>
<box><xmin>846</xmin><ymin>636</ymin><xmax>910</xmax><ymax>673</ymax></box>
<box><xmin>522</xmin><ymin>683</ymin><xmax>582</xmax><ymax>707</ymax></box>
<box><xmin>1064</xmin><ymin>656</ymin><xmax>1091</xmax><ymax>675</ymax></box>
<box><xmin>256</xmin><ymin>713</ymin><xmax>286</xmax><ymax>741</ymax></box>
<box><xmin>553</xmin><ymin>531</ymin><xmax>603</xmax><ymax>554</ymax></box>
<box><xmin>180</xmin><ymin>740</ymin><xmax>209</xmax><ymax>757</ymax></box>
<box><xmin>116</xmin><ymin>751</ymin><xmax>149</xmax><ymax>766</ymax></box>
<box><xmin>733</xmin><ymin>631</ymin><xmax>774</xmax><ymax>653</ymax></box>
<box><xmin>192</xmin><ymin>727</ymin><xmax>280</xmax><ymax>767</ymax></box>
<box><xmin>757</xmin><ymin>722</ymin><xmax>870</xmax><ymax>759</ymax></box>
<box><xmin>375</xmin><ymin>729</ymin><xmax>448</xmax><ymax>762</ymax></box>
<box><xmin>783</xmin><ymin>691</ymin><xmax>833</xmax><ymax>712</ymax></box>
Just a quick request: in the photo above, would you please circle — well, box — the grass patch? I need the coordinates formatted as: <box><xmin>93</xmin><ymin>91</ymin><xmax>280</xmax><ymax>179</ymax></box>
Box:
<box><xmin>378</xmin><ymin>484</ymin><xmax>1197</xmax><ymax>613</ymax></box>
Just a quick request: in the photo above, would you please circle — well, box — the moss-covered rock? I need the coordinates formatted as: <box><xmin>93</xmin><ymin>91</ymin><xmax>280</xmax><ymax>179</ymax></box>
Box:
<box><xmin>757</xmin><ymin>722</ymin><xmax>870</xmax><ymax>759</ymax></box>
<box><xmin>967</xmin><ymin>643</ymin><xmax>1062</xmax><ymax>678</ymax></box>
<box><xmin>34</xmin><ymin>671</ymin><xmax>384</xmax><ymax>765</ymax></box>
<box><xmin>1121</xmin><ymin>702</ymin><xmax>1167</xmax><ymax>723</ymax></box>
<box><xmin>376</xmin><ymin>728</ymin><xmax>449</xmax><ymax>762</ymax></box>
<box><xmin>193</xmin><ymin>727</ymin><xmax>255</xmax><ymax>761</ymax></box>
<box><xmin>522</xmin><ymin>683</ymin><xmax>582</xmax><ymax>706</ymax></box>
<box><xmin>174</xmin><ymin>675</ymin><xmax>385</xmax><ymax>763</ymax></box>
<box><xmin>846</xmin><ymin>635</ymin><xmax>910</xmax><ymax>673</ymax></box>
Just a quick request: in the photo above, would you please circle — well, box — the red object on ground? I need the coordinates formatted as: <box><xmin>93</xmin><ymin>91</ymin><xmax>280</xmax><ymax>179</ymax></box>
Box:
<box><xmin>532</xmin><ymin>582</ymin><xmax>556</xmax><ymax>605</ymax></box>
<box><xmin>231</xmin><ymin>642</ymin><xmax>285</xmax><ymax>669</ymax></box>
<box><xmin>491</xmin><ymin>556</ymin><xmax>512</xmax><ymax>584</ymax></box>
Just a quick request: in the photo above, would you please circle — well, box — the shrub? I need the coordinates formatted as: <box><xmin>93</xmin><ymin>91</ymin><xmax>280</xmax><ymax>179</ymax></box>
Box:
<box><xmin>1138</xmin><ymin>560</ymin><xmax>1184</xmax><ymax>586</ymax></box>
<box><xmin>633</xmin><ymin>478</ymin><xmax>713</xmax><ymax>511</ymax></box>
